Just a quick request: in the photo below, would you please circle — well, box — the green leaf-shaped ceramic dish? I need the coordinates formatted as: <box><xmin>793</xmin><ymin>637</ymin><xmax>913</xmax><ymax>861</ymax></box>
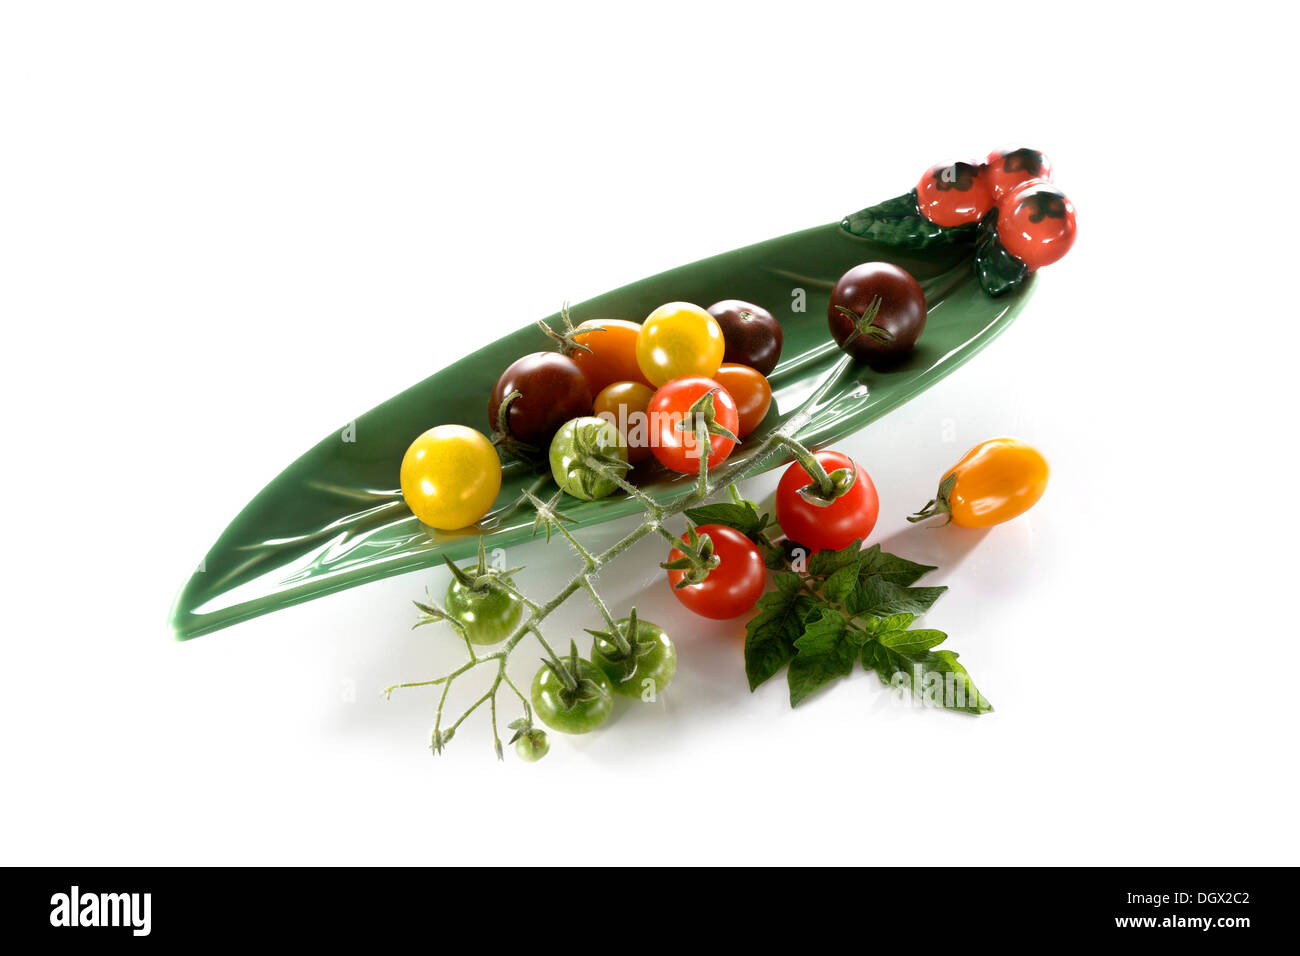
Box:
<box><xmin>171</xmin><ymin>202</ymin><xmax>1035</xmax><ymax>640</ymax></box>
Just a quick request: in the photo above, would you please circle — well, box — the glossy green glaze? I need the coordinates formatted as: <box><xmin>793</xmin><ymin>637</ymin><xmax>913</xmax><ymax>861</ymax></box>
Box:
<box><xmin>171</xmin><ymin>213</ymin><xmax>1035</xmax><ymax>640</ymax></box>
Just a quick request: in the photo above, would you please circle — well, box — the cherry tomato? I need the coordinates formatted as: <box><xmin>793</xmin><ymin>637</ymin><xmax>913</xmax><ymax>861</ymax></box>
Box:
<box><xmin>707</xmin><ymin>300</ymin><xmax>783</xmax><ymax>375</ymax></box>
<box><xmin>445</xmin><ymin>566</ymin><xmax>523</xmax><ymax>646</ymax></box>
<box><xmin>590</xmin><ymin>616</ymin><xmax>677</xmax><ymax>698</ymax></box>
<box><xmin>666</xmin><ymin>524</ymin><xmax>765</xmax><ymax>620</ymax></box>
<box><xmin>530</xmin><ymin>659</ymin><xmax>613</xmax><ymax>734</ymax></box>
<box><xmin>489</xmin><ymin>352</ymin><xmax>592</xmax><ymax>449</ymax></box>
<box><xmin>712</xmin><ymin>363</ymin><xmax>772</xmax><ymax>438</ymax></box>
<box><xmin>647</xmin><ymin>376</ymin><xmax>740</xmax><ymax>474</ymax></box>
<box><xmin>827</xmin><ymin>262</ymin><xmax>927</xmax><ymax>368</ymax></box>
<box><xmin>570</xmin><ymin>319</ymin><xmax>651</xmax><ymax>393</ymax></box>
<box><xmin>985</xmin><ymin>147</ymin><xmax>1053</xmax><ymax>202</ymax></box>
<box><xmin>514</xmin><ymin>729</ymin><xmax>549</xmax><ymax>761</ymax></box>
<box><xmin>909</xmin><ymin>437</ymin><xmax>1048</xmax><ymax>529</ymax></box>
<box><xmin>400</xmin><ymin>425</ymin><xmax>502</xmax><ymax>530</ymax></box>
<box><xmin>915</xmin><ymin>159</ymin><xmax>993</xmax><ymax>227</ymax></box>
<box><xmin>996</xmin><ymin>181</ymin><xmax>1077</xmax><ymax>270</ymax></box>
<box><xmin>635</xmin><ymin>302</ymin><xmax>725</xmax><ymax>387</ymax></box>
<box><xmin>548</xmin><ymin>416</ymin><xmax>629</xmax><ymax>500</ymax></box>
<box><xmin>776</xmin><ymin>450</ymin><xmax>879</xmax><ymax>552</ymax></box>
<box><xmin>593</xmin><ymin>380</ymin><xmax>655</xmax><ymax>463</ymax></box>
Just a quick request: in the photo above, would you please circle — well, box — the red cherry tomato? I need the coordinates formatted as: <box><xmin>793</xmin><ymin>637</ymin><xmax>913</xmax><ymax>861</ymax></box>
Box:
<box><xmin>997</xmin><ymin>180</ymin><xmax>1077</xmax><ymax>270</ymax></box>
<box><xmin>647</xmin><ymin>376</ymin><xmax>740</xmax><ymax>474</ymax></box>
<box><xmin>776</xmin><ymin>451</ymin><xmax>879</xmax><ymax>552</ymax></box>
<box><xmin>985</xmin><ymin>147</ymin><xmax>1053</xmax><ymax>202</ymax></box>
<box><xmin>915</xmin><ymin>159</ymin><xmax>993</xmax><ymax>227</ymax></box>
<box><xmin>712</xmin><ymin>363</ymin><xmax>772</xmax><ymax>438</ymax></box>
<box><xmin>666</xmin><ymin>524</ymin><xmax>766</xmax><ymax>620</ymax></box>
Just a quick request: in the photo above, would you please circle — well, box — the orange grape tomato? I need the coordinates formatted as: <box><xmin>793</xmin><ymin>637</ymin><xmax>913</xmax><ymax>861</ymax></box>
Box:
<box><xmin>912</xmin><ymin>437</ymin><xmax>1049</xmax><ymax>529</ymax></box>
<box><xmin>571</xmin><ymin>319</ymin><xmax>650</xmax><ymax>393</ymax></box>
<box><xmin>593</xmin><ymin>380</ymin><xmax>656</xmax><ymax>462</ymax></box>
<box><xmin>712</xmin><ymin>364</ymin><xmax>772</xmax><ymax>438</ymax></box>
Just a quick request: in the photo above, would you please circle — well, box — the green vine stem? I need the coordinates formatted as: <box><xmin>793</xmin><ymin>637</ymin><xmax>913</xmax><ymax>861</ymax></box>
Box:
<box><xmin>386</xmin><ymin>358</ymin><xmax>851</xmax><ymax>758</ymax></box>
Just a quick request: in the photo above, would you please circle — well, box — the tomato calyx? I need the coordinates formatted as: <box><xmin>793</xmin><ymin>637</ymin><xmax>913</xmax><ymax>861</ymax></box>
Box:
<box><xmin>798</xmin><ymin>461</ymin><xmax>858</xmax><ymax>507</ymax></box>
<box><xmin>584</xmin><ymin>607</ymin><xmax>658</xmax><ymax>683</ymax></box>
<box><xmin>443</xmin><ymin>537</ymin><xmax>524</xmax><ymax>595</ymax></box>
<box><xmin>569</xmin><ymin>417</ymin><xmax>632</xmax><ymax>484</ymax></box>
<box><xmin>537</xmin><ymin>302</ymin><xmax>602</xmax><ymax>357</ymax></box>
<box><xmin>676</xmin><ymin>387</ymin><xmax>740</xmax><ymax>445</ymax></box>
<box><xmin>906</xmin><ymin>472</ymin><xmax>958</xmax><ymax>527</ymax></box>
<box><xmin>524</xmin><ymin>488</ymin><xmax>578</xmax><ymax>542</ymax></box>
<box><xmin>542</xmin><ymin>641</ymin><xmax>613</xmax><ymax>713</ymax></box>
<box><xmin>430</xmin><ymin>726</ymin><xmax>455</xmax><ymax>755</ymax></box>
<box><xmin>833</xmin><ymin>297</ymin><xmax>894</xmax><ymax>350</ymax></box>
<box><xmin>659</xmin><ymin>523</ymin><xmax>721</xmax><ymax>588</ymax></box>
<box><xmin>775</xmin><ymin>436</ymin><xmax>858</xmax><ymax>508</ymax></box>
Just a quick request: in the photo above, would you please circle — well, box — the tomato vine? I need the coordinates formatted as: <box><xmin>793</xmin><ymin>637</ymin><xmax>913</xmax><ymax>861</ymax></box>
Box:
<box><xmin>386</xmin><ymin>355</ymin><xmax>990</xmax><ymax>760</ymax></box>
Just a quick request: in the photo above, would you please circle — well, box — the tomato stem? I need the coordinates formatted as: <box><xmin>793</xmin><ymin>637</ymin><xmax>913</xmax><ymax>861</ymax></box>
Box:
<box><xmin>492</xmin><ymin>389</ymin><xmax>541</xmax><ymax>460</ymax></box>
<box><xmin>772</xmin><ymin>434</ymin><xmax>856</xmax><ymax>506</ymax></box>
<box><xmin>907</xmin><ymin>473</ymin><xmax>958</xmax><ymax>527</ymax></box>
<box><xmin>537</xmin><ymin>301</ymin><xmax>602</xmax><ymax>356</ymax></box>
<box><xmin>836</xmin><ymin>297</ymin><xmax>892</xmax><ymax>349</ymax></box>
<box><xmin>388</xmin><ymin>363</ymin><xmax>838</xmax><ymax>758</ymax></box>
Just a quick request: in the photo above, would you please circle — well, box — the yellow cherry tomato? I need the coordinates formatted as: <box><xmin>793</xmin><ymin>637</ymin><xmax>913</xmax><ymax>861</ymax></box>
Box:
<box><xmin>400</xmin><ymin>425</ymin><xmax>502</xmax><ymax>530</ymax></box>
<box><xmin>909</xmin><ymin>437</ymin><xmax>1049</xmax><ymax>529</ymax></box>
<box><xmin>635</xmin><ymin>302</ymin><xmax>725</xmax><ymax>387</ymax></box>
<box><xmin>593</xmin><ymin>380</ymin><xmax>655</xmax><ymax>463</ymax></box>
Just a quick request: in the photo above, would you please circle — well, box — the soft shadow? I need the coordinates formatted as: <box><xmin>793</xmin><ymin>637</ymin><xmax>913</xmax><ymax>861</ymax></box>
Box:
<box><xmin>872</xmin><ymin>522</ymin><xmax>991</xmax><ymax>577</ymax></box>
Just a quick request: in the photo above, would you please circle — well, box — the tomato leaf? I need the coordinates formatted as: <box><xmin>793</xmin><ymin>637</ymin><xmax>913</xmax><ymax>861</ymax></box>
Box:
<box><xmin>684</xmin><ymin>501</ymin><xmax>768</xmax><ymax>538</ymax></box>
<box><xmin>840</xmin><ymin>190</ymin><xmax>979</xmax><ymax>249</ymax></box>
<box><xmin>855</xmin><ymin>544</ymin><xmax>937</xmax><ymax>587</ymax></box>
<box><xmin>806</xmin><ymin>541</ymin><xmax>864</xmax><ymax>578</ymax></box>
<box><xmin>848</xmin><ymin>577</ymin><xmax>947</xmax><ymax>618</ymax></box>
<box><xmin>820</xmin><ymin>564</ymin><xmax>860</xmax><ymax>604</ymax></box>
<box><xmin>759</xmin><ymin>542</ymin><xmax>788</xmax><ymax>570</ymax></box>
<box><xmin>744</xmin><ymin>537</ymin><xmax>988</xmax><ymax>716</ymax></box>
<box><xmin>788</xmin><ymin>609</ymin><xmax>857</xmax><ymax>707</ymax></box>
<box><xmin>687</xmin><ymin>496</ymin><xmax>785</xmax><ymax>568</ymax></box>
<box><xmin>878</xmin><ymin>627</ymin><xmax>948</xmax><ymax>654</ymax></box>
<box><xmin>863</xmin><ymin>643</ymin><xmax>992</xmax><ymax>715</ymax></box>
<box><xmin>744</xmin><ymin>573</ymin><xmax>816</xmax><ymax>691</ymax></box>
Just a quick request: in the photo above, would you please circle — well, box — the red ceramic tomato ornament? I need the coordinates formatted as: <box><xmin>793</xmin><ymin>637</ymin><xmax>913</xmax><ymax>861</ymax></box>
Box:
<box><xmin>985</xmin><ymin>147</ymin><xmax>1053</xmax><ymax>202</ymax></box>
<box><xmin>996</xmin><ymin>180</ymin><xmax>1077</xmax><ymax>270</ymax></box>
<box><xmin>915</xmin><ymin>159</ymin><xmax>994</xmax><ymax>227</ymax></box>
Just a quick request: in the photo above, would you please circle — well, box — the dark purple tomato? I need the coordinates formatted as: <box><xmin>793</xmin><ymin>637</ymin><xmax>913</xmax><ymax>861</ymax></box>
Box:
<box><xmin>489</xmin><ymin>352</ymin><xmax>592</xmax><ymax>448</ymax></box>
<box><xmin>827</xmin><ymin>263</ymin><xmax>927</xmax><ymax>369</ymax></box>
<box><xmin>706</xmin><ymin>300</ymin><xmax>783</xmax><ymax>376</ymax></box>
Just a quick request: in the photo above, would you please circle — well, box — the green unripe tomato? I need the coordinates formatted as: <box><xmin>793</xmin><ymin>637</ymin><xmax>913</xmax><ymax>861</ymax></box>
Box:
<box><xmin>515</xmin><ymin>728</ymin><xmax>549</xmax><ymax>762</ymax></box>
<box><xmin>591</xmin><ymin>617</ymin><xmax>677</xmax><ymax>698</ymax></box>
<box><xmin>548</xmin><ymin>416</ymin><xmax>629</xmax><ymax>501</ymax></box>
<box><xmin>530</xmin><ymin>659</ymin><xmax>614</xmax><ymax>734</ymax></box>
<box><xmin>444</xmin><ymin>574</ymin><xmax>524</xmax><ymax>646</ymax></box>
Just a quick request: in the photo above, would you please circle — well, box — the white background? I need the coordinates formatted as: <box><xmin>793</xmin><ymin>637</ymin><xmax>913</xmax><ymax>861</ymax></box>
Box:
<box><xmin>2</xmin><ymin>1</ymin><xmax>1296</xmax><ymax>866</ymax></box>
